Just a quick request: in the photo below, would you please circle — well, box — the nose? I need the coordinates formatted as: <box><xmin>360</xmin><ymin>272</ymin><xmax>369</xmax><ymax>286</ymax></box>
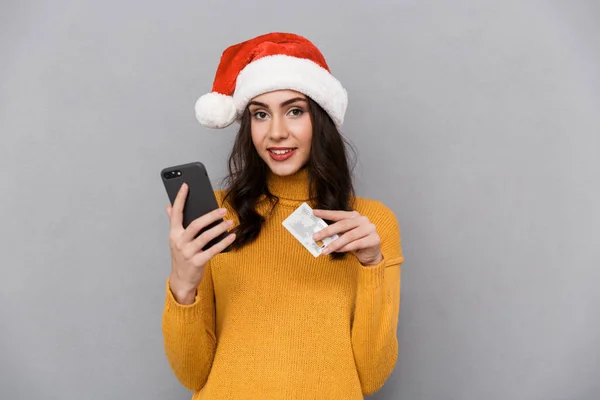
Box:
<box><xmin>268</xmin><ymin>114</ymin><xmax>289</xmax><ymax>141</ymax></box>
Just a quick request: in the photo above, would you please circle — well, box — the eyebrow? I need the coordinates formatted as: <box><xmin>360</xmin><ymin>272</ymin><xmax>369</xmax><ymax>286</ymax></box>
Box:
<box><xmin>248</xmin><ymin>97</ymin><xmax>307</xmax><ymax>109</ymax></box>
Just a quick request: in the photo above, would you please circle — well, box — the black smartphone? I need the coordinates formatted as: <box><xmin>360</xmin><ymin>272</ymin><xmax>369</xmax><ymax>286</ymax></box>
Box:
<box><xmin>161</xmin><ymin>161</ymin><xmax>232</xmax><ymax>253</ymax></box>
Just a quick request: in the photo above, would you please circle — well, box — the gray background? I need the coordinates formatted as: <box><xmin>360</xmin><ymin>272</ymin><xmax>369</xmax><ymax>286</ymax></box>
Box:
<box><xmin>1</xmin><ymin>0</ymin><xmax>599</xmax><ymax>399</ymax></box>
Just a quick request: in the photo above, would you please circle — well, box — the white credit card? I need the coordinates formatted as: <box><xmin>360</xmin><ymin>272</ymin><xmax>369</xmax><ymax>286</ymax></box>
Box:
<box><xmin>282</xmin><ymin>202</ymin><xmax>339</xmax><ymax>257</ymax></box>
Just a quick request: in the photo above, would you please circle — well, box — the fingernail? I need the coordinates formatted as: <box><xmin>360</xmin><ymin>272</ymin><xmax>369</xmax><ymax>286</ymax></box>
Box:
<box><xmin>322</xmin><ymin>247</ymin><xmax>331</xmax><ymax>255</ymax></box>
<box><xmin>219</xmin><ymin>208</ymin><xmax>227</xmax><ymax>215</ymax></box>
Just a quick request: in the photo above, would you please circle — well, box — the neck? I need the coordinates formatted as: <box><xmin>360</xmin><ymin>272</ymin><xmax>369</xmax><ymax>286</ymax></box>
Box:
<box><xmin>266</xmin><ymin>167</ymin><xmax>311</xmax><ymax>202</ymax></box>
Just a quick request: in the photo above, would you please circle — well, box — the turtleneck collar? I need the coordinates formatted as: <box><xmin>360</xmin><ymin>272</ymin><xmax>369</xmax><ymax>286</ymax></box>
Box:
<box><xmin>266</xmin><ymin>167</ymin><xmax>311</xmax><ymax>203</ymax></box>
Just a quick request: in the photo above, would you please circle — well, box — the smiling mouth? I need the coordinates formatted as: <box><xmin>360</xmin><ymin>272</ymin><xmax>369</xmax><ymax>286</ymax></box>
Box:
<box><xmin>268</xmin><ymin>148</ymin><xmax>297</xmax><ymax>155</ymax></box>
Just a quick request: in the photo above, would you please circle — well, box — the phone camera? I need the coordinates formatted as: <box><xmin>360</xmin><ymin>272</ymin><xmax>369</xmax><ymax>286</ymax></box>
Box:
<box><xmin>163</xmin><ymin>170</ymin><xmax>182</xmax><ymax>180</ymax></box>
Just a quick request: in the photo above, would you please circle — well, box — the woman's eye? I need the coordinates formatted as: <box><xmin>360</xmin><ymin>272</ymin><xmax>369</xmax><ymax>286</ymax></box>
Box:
<box><xmin>289</xmin><ymin>108</ymin><xmax>304</xmax><ymax>117</ymax></box>
<box><xmin>254</xmin><ymin>111</ymin><xmax>268</xmax><ymax>119</ymax></box>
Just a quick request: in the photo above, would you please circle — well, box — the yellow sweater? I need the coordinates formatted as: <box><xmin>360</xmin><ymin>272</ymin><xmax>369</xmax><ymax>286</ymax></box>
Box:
<box><xmin>162</xmin><ymin>168</ymin><xmax>404</xmax><ymax>399</ymax></box>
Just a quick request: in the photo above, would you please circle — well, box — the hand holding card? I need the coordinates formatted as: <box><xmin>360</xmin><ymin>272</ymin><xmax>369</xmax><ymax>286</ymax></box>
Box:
<box><xmin>282</xmin><ymin>203</ymin><xmax>339</xmax><ymax>257</ymax></box>
<box><xmin>311</xmin><ymin>208</ymin><xmax>383</xmax><ymax>266</ymax></box>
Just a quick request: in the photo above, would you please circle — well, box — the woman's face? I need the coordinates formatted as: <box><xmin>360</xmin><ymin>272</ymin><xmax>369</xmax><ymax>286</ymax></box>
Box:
<box><xmin>248</xmin><ymin>90</ymin><xmax>313</xmax><ymax>177</ymax></box>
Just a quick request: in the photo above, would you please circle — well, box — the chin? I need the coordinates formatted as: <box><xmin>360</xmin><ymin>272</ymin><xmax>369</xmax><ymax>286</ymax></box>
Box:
<box><xmin>267</xmin><ymin>163</ymin><xmax>303</xmax><ymax>176</ymax></box>
<box><xmin>260</xmin><ymin>149</ymin><xmax>309</xmax><ymax>176</ymax></box>
<box><xmin>263</xmin><ymin>158</ymin><xmax>306</xmax><ymax>177</ymax></box>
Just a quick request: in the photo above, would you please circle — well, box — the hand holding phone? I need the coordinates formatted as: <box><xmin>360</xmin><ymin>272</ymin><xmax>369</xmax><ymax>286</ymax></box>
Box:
<box><xmin>161</xmin><ymin>162</ymin><xmax>236</xmax><ymax>303</ymax></box>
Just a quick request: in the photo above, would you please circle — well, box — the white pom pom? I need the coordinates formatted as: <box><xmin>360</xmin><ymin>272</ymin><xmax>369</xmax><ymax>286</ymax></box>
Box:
<box><xmin>195</xmin><ymin>92</ymin><xmax>237</xmax><ymax>129</ymax></box>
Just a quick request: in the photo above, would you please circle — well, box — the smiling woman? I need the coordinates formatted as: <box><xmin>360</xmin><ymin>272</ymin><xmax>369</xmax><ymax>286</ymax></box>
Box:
<box><xmin>162</xmin><ymin>32</ymin><xmax>404</xmax><ymax>400</ymax></box>
<box><xmin>248</xmin><ymin>92</ymin><xmax>312</xmax><ymax>173</ymax></box>
<box><xmin>221</xmin><ymin>85</ymin><xmax>356</xmax><ymax>253</ymax></box>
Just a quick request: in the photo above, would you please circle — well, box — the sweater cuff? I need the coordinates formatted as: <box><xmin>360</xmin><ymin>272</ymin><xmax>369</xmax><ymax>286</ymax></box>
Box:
<box><xmin>357</xmin><ymin>257</ymin><xmax>386</xmax><ymax>290</ymax></box>
<box><xmin>164</xmin><ymin>278</ymin><xmax>203</xmax><ymax>324</ymax></box>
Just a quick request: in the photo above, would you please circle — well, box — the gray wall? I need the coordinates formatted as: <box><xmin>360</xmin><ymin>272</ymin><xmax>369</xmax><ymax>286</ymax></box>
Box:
<box><xmin>1</xmin><ymin>1</ymin><xmax>599</xmax><ymax>399</ymax></box>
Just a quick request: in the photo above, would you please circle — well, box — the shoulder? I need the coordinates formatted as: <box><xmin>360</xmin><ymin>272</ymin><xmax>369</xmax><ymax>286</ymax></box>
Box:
<box><xmin>353</xmin><ymin>196</ymin><xmax>398</xmax><ymax>230</ymax></box>
<box><xmin>353</xmin><ymin>195</ymin><xmax>404</xmax><ymax>265</ymax></box>
<box><xmin>214</xmin><ymin>189</ymin><xmax>240</xmax><ymax>223</ymax></box>
<box><xmin>214</xmin><ymin>189</ymin><xmax>233</xmax><ymax>212</ymax></box>
<box><xmin>214</xmin><ymin>189</ymin><xmax>227</xmax><ymax>206</ymax></box>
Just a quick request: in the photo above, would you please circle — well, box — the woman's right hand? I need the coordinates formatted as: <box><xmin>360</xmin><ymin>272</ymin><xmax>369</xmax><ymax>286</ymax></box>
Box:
<box><xmin>166</xmin><ymin>182</ymin><xmax>236</xmax><ymax>305</ymax></box>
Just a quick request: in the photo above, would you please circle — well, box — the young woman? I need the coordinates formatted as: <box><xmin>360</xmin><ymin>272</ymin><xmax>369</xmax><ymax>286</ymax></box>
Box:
<box><xmin>162</xmin><ymin>32</ymin><xmax>404</xmax><ymax>399</ymax></box>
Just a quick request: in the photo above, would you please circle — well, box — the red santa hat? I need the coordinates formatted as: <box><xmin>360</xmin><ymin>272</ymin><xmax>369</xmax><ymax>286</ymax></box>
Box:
<box><xmin>194</xmin><ymin>32</ymin><xmax>348</xmax><ymax>129</ymax></box>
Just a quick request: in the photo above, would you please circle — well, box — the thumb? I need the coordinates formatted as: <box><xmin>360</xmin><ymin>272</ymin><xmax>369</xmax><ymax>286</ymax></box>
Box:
<box><xmin>166</xmin><ymin>205</ymin><xmax>172</xmax><ymax>219</ymax></box>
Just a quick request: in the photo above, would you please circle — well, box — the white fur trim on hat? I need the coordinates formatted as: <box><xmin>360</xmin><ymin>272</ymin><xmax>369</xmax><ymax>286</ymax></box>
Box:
<box><xmin>195</xmin><ymin>92</ymin><xmax>237</xmax><ymax>129</ymax></box>
<box><xmin>233</xmin><ymin>55</ymin><xmax>348</xmax><ymax>128</ymax></box>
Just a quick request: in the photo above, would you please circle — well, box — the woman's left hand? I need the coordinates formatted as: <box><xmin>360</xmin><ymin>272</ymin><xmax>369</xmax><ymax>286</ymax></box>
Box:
<box><xmin>311</xmin><ymin>209</ymin><xmax>383</xmax><ymax>266</ymax></box>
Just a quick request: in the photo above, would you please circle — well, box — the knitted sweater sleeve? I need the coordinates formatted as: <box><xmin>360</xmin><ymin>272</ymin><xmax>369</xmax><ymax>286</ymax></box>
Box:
<box><xmin>351</xmin><ymin>201</ymin><xmax>404</xmax><ymax>395</ymax></box>
<box><xmin>162</xmin><ymin>261</ymin><xmax>217</xmax><ymax>391</ymax></box>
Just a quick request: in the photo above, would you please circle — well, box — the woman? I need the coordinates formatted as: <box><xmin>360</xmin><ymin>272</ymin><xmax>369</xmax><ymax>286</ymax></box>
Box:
<box><xmin>162</xmin><ymin>32</ymin><xmax>404</xmax><ymax>399</ymax></box>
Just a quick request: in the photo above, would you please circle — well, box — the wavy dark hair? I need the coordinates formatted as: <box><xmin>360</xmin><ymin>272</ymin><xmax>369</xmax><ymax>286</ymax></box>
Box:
<box><xmin>221</xmin><ymin>96</ymin><xmax>357</xmax><ymax>260</ymax></box>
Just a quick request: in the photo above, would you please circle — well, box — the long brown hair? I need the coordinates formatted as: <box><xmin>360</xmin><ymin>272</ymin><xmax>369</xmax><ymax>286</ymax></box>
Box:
<box><xmin>222</xmin><ymin>96</ymin><xmax>356</xmax><ymax>260</ymax></box>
